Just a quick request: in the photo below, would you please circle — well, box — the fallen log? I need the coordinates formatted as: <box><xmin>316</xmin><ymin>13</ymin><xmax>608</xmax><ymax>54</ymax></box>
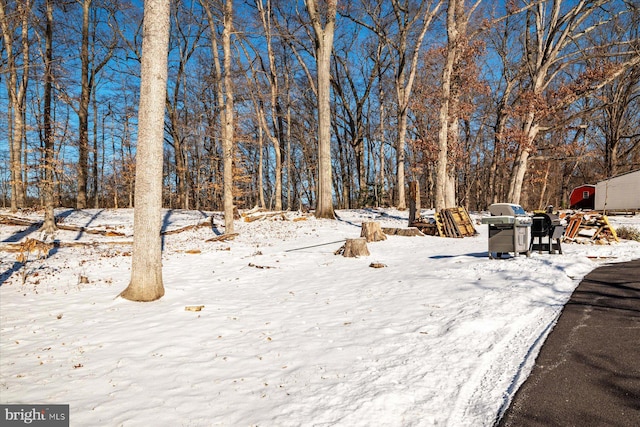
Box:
<box><xmin>382</xmin><ymin>227</ymin><xmax>425</xmax><ymax>237</ymax></box>
<box><xmin>205</xmin><ymin>233</ymin><xmax>239</xmax><ymax>242</ymax></box>
<box><xmin>0</xmin><ymin>239</ymin><xmax>134</xmax><ymax>253</ymax></box>
<box><xmin>161</xmin><ymin>217</ymin><xmax>212</xmax><ymax>235</ymax></box>
<box><xmin>0</xmin><ymin>214</ymin><xmax>39</xmax><ymax>227</ymax></box>
<box><xmin>243</xmin><ymin>211</ymin><xmax>287</xmax><ymax>222</ymax></box>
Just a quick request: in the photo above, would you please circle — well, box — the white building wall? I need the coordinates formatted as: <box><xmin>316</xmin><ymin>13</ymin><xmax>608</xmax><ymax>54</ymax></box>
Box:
<box><xmin>594</xmin><ymin>169</ymin><xmax>640</xmax><ymax>211</ymax></box>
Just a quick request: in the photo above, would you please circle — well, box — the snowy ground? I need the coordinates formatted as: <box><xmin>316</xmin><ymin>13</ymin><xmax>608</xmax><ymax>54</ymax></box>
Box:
<box><xmin>1</xmin><ymin>207</ymin><xmax>639</xmax><ymax>427</ymax></box>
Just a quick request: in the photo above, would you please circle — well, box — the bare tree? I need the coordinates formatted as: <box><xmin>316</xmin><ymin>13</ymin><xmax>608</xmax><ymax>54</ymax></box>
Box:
<box><xmin>346</xmin><ymin>0</ymin><xmax>442</xmax><ymax>209</ymax></box>
<box><xmin>75</xmin><ymin>0</ymin><xmax>117</xmax><ymax>209</ymax></box>
<box><xmin>202</xmin><ymin>0</ymin><xmax>236</xmax><ymax>232</ymax></box>
<box><xmin>507</xmin><ymin>0</ymin><xmax>640</xmax><ymax>204</ymax></box>
<box><xmin>40</xmin><ymin>0</ymin><xmax>57</xmax><ymax>236</ymax></box>
<box><xmin>120</xmin><ymin>0</ymin><xmax>170</xmax><ymax>302</ymax></box>
<box><xmin>484</xmin><ymin>11</ymin><xmax>525</xmax><ymax>206</ymax></box>
<box><xmin>221</xmin><ymin>0</ymin><xmax>236</xmax><ymax>232</ymax></box>
<box><xmin>600</xmin><ymin>63</ymin><xmax>640</xmax><ymax>176</ymax></box>
<box><xmin>165</xmin><ymin>2</ymin><xmax>205</xmax><ymax>210</ymax></box>
<box><xmin>256</xmin><ymin>0</ymin><xmax>284</xmax><ymax>211</ymax></box>
<box><xmin>434</xmin><ymin>0</ymin><xmax>482</xmax><ymax>211</ymax></box>
<box><xmin>305</xmin><ymin>0</ymin><xmax>337</xmax><ymax>219</ymax></box>
<box><xmin>330</xmin><ymin>29</ymin><xmax>385</xmax><ymax>207</ymax></box>
<box><xmin>0</xmin><ymin>0</ymin><xmax>31</xmax><ymax>211</ymax></box>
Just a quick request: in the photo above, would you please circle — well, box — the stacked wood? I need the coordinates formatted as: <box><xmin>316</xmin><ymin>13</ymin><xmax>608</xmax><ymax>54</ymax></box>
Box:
<box><xmin>360</xmin><ymin>221</ymin><xmax>387</xmax><ymax>242</ymax></box>
<box><xmin>408</xmin><ymin>219</ymin><xmax>438</xmax><ymax>235</ymax></box>
<box><xmin>563</xmin><ymin>213</ymin><xmax>619</xmax><ymax>243</ymax></box>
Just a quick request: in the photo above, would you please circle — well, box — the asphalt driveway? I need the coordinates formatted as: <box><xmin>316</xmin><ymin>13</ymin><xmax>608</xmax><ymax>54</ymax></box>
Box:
<box><xmin>496</xmin><ymin>258</ymin><xmax>640</xmax><ymax>427</ymax></box>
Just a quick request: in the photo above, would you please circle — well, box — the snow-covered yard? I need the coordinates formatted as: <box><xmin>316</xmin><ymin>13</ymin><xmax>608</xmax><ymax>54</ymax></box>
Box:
<box><xmin>2</xmin><ymin>208</ymin><xmax>639</xmax><ymax>426</ymax></box>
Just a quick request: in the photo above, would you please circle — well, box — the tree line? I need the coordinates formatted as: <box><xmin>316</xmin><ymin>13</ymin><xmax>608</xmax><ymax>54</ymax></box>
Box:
<box><xmin>2</xmin><ymin>0</ymin><xmax>640</xmax><ymax>219</ymax></box>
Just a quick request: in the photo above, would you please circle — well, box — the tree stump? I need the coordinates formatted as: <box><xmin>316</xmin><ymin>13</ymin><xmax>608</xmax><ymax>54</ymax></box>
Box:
<box><xmin>408</xmin><ymin>181</ymin><xmax>421</xmax><ymax>225</ymax></box>
<box><xmin>336</xmin><ymin>238</ymin><xmax>370</xmax><ymax>257</ymax></box>
<box><xmin>360</xmin><ymin>221</ymin><xmax>387</xmax><ymax>242</ymax></box>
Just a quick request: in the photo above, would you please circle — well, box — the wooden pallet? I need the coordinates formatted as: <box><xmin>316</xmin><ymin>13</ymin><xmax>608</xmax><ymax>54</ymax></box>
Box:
<box><xmin>441</xmin><ymin>210</ymin><xmax>462</xmax><ymax>238</ymax></box>
<box><xmin>564</xmin><ymin>215</ymin><xmax>583</xmax><ymax>239</ymax></box>
<box><xmin>447</xmin><ymin>207</ymin><xmax>477</xmax><ymax>236</ymax></box>
<box><xmin>434</xmin><ymin>207</ymin><xmax>477</xmax><ymax>238</ymax></box>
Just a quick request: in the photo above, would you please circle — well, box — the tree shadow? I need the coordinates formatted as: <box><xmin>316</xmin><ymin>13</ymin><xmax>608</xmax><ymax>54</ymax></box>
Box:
<box><xmin>0</xmin><ymin>261</ymin><xmax>24</xmax><ymax>286</ymax></box>
<box><xmin>159</xmin><ymin>209</ymin><xmax>213</xmax><ymax>249</ymax></box>
<box><xmin>67</xmin><ymin>209</ymin><xmax>104</xmax><ymax>240</ymax></box>
<box><xmin>1</xmin><ymin>224</ymin><xmax>40</xmax><ymax>243</ymax></box>
<box><xmin>1</xmin><ymin>208</ymin><xmax>76</xmax><ymax>243</ymax></box>
<box><xmin>429</xmin><ymin>252</ymin><xmax>491</xmax><ymax>259</ymax></box>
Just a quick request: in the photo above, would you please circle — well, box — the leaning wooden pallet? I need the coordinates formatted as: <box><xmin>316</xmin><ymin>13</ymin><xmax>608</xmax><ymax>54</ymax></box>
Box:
<box><xmin>564</xmin><ymin>215</ymin><xmax>582</xmax><ymax>240</ymax></box>
<box><xmin>446</xmin><ymin>207</ymin><xmax>477</xmax><ymax>236</ymax></box>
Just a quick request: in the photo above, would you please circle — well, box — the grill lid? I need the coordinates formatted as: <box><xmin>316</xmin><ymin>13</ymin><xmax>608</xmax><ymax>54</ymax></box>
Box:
<box><xmin>488</xmin><ymin>203</ymin><xmax>527</xmax><ymax>217</ymax></box>
<box><xmin>482</xmin><ymin>215</ymin><xmax>515</xmax><ymax>225</ymax></box>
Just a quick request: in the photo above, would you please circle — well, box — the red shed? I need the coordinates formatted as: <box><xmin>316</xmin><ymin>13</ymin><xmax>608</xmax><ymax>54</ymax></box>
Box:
<box><xmin>569</xmin><ymin>184</ymin><xmax>596</xmax><ymax>209</ymax></box>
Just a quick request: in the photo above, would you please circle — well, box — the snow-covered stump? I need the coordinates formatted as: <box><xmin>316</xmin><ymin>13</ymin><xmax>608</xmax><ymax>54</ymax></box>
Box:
<box><xmin>335</xmin><ymin>238</ymin><xmax>370</xmax><ymax>257</ymax></box>
<box><xmin>360</xmin><ymin>221</ymin><xmax>387</xmax><ymax>242</ymax></box>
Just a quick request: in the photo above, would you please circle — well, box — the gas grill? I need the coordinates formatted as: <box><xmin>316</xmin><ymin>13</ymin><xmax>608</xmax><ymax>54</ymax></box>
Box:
<box><xmin>481</xmin><ymin>203</ymin><xmax>532</xmax><ymax>259</ymax></box>
<box><xmin>531</xmin><ymin>212</ymin><xmax>565</xmax><ymax>254</ymax></box>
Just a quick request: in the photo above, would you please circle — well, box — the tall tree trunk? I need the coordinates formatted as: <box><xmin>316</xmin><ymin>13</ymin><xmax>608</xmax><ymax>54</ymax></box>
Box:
<box><xmin>435</xmin><ymin>0</ymin><xmax>459</xmax><ymax>211</ymax></box>
<box><xmin>0</xmin><ymin>0</ymin><xmax>29</xmax><ymax>211</ymax></box>
<box><xmin>40</xmin><ymin>0</ymin><xmax>57</xmax><ymax>236</ymax></box>
<box><xmin>508</xmin><ymin>118</ymin><xmax>538</xmax><ymax>204</ymax></box>
<box><xmin>91</xmin><ymin>93</ymin><xmax>100</xmax><ymax>208</ymax></box>
<box><xmin>202</xmin><ymin>0</ymin><xmax>235</xmax><ymax>232</ymax></box>
<box><xmin>221</xmin><ymin>0</ymin><xmax>235</xmax><ymax>232</ymax></box>
<box><xmin>77</xmin><ymin>0</ymin><xmax>91</xmax><ymax>209</ymax></box>
<box><xmin>396</xmin><ymin>98</ymin><xmax>408</xmax><ymax>209</ymax></box>
<box><xmin>120</xmin><ymin>0</ymin><xmax>170</xmax><ymax>302</ymax></box>
<box><xmin>256</xmin><ymin>0</ymin><xmax>283</xmax><ymax>210</ymax></box>
<box><xmin>286</xmin><ymin>75</ymin><xmax>292</xmax><ymax>210</ymax></box>
<box><xmin>306</xmin><ymin>0</ymin><xmax>336</xmax><ymax>219</ymax></box>
<box><xmin>378</xmin><ymin>63</ymin><xmax>386</xmax><ymax>207</ymax></box>
<box><xmin>258</xmin><ymin>114</ymin><xmax>266</xmax><ymax>208</ymax></box>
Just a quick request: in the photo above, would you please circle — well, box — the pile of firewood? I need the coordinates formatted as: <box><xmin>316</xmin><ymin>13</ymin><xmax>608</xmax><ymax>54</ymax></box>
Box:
<box><xmin>563</xmin><ymin>213</ymin><xmax>619</xmax><ymax>244</ymax></box>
